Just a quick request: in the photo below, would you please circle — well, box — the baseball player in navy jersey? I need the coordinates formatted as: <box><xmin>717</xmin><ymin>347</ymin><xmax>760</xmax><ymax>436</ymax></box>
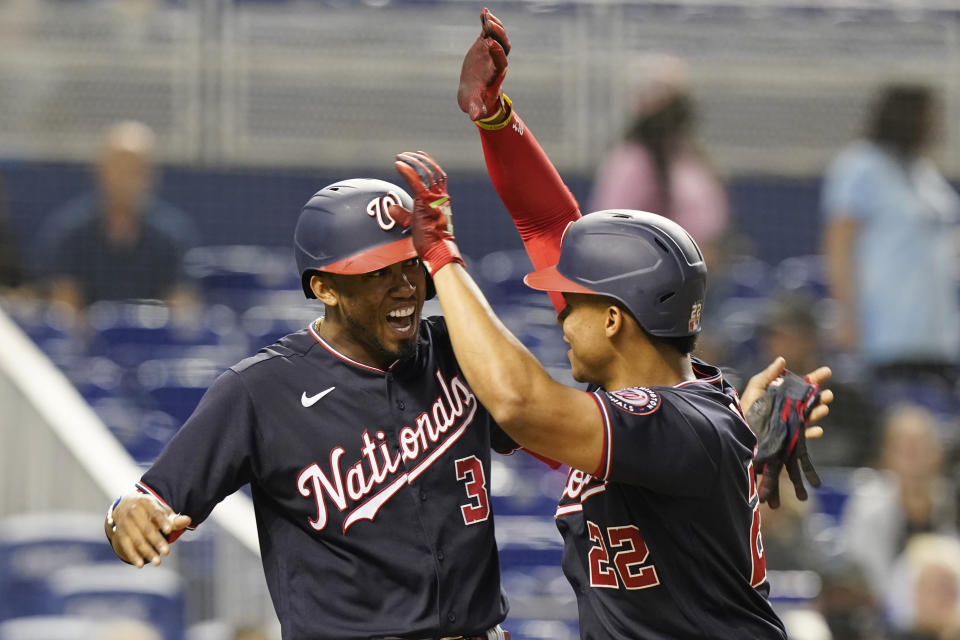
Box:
<box><xmin>105</xmin><ymin>179</ymin><xmax>516</xmax><ymax>640</ymax></box>
<box><xmin>390</xmin><ymin>149</ymin><xmax>832</xmax><ymax>639</ymax></box>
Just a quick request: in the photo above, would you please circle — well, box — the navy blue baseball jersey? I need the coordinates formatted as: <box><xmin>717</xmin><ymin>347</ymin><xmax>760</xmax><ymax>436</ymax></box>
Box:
<box><xmin>556</xmin><ymin>360</ymin><xmax>786</xmax><ymax>639</ymax></box>
<box><xmin>139</xmin><ymin>316</ymin><xmax>518</xmax><ymax>640</ymax></box>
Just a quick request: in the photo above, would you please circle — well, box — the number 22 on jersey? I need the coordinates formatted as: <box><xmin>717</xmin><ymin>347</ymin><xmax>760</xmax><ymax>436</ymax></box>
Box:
<box><xmin>584</xmin><ymin>461</ymin><xmax>767</xmax><ymax>590</ymax></box>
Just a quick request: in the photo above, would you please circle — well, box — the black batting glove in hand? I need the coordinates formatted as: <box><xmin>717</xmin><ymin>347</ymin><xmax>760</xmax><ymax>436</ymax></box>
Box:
<box><xmin>747</xmin><ymin>370</ymin><xmax>822</xmax><ymax>509</ymax></box>
<box><xmin>457</xmin><ymin>8</ymin><xmax>510</xmax><ymax>121</ymax></box>
<box><xmin>389</xmin><ymin>151</ymin><xmax>464</xmax><ymax>276</ymax></box>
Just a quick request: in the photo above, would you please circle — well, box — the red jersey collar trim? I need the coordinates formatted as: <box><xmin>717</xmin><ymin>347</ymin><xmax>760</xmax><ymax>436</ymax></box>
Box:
<box><xmin>675</xmin><ymin>362</ymin><xmax>723</xmax><ymax>388</ymax></box>
<box><xmin>307</xmin><ymin>318</ymin><xmax>400</xmax><ymax>374</ymax></box>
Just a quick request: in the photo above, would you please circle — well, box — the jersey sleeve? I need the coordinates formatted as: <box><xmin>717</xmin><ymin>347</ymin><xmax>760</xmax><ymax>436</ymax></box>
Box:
<box><xmin>490</xmin><ymin>422</ymin><xmax>521</xmax><ymax>455</ymax></box>
<box><xmin>591</xmin><ymin>388</ymin><xmax>719</xmax><ymax>496</ymax></box>
<box><xmin>478</xmin><ymin>101</ymin><xmax>581</xmax><ymax>313</ymax></box>
<box><xmin>138</xmin><ymin>368</ymin><xmax>258</xmax><ymax>527</ymax></box>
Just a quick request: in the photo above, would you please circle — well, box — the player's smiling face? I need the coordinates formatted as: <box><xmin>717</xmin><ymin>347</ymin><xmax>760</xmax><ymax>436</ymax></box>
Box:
<box><xmin>321</xmin><ymin>258</ymin><xmax>427</xmax><ymax>368</ymax></box>
<box><xmin>558</xmin><ymin>293</ymin><xmax>613</xmax><ymax>385</ymax></box>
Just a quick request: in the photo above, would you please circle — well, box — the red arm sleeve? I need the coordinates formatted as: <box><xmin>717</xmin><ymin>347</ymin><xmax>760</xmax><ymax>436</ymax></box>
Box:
<box><xmin>478</xmin><ymin>103</ymin><xmax>581</xmax><ymax>313</ymax></box>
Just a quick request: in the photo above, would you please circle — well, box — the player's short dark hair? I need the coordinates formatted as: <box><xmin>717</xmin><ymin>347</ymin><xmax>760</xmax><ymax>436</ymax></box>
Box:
<box><xmin>606</xmin><ymin>297</ymin><xmax>698</xmax><ymax>356</ymax></box>
<box><xmin>654</xmin><ymin>333</ymin><xmax>698</xmax><ymax>356</ymax></box>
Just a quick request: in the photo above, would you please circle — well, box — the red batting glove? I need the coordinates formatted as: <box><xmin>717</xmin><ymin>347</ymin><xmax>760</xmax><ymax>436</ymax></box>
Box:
<box><xmin>457</xmin><ymin>8</ymin><xmax>511</xmax><ymax>121</ymax></box>
<box><xmin>389</xmin><ymin>151</ymin><xmax>464</xmax><ymax>276</ymax></box>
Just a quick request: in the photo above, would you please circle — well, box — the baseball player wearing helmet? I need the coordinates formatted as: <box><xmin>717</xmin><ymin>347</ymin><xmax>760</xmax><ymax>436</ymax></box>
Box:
<box><xmin>391</xmin><ymin>148</ymin><xmax>792</xmax><ymax>637</ymax></box>
<box><xmin>105</xmin><ymin>178</ymin><xmax>515</xmax><ymax>640</ymax></box>
<box><xmin>448</xmin><ymin>9</ymin><xmax>834</xmax><ymax>637</ymax></box>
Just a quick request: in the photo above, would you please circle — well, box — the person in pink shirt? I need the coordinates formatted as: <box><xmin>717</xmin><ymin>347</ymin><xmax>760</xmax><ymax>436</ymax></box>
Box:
<box><xmin>588</xmin><ymin>56</ymin><xmax>729</xmax><ymax>265</ymax></box>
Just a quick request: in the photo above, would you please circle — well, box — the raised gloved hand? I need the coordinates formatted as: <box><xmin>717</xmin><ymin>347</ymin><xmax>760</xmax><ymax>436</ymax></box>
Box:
<box><xmin>389</xmin><ymin>151</ymin><xmax>463</xmax><ymax>276</ymax></box>
<box><xmin>747</xmin><ymin>370</ymin><xmax>822</xmax><ymax>509</ymax></box>
<box><xmin>457</xmin><ymin>8</ymin><xmax>511</xmax><ymax>121</ymax></box>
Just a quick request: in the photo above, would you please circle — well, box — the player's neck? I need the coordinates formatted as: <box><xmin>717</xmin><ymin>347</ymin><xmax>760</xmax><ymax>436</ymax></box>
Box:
<box><xmin>315</xmin><ymin>316</ymin><xmax>393</xmax><ymax>370</ymax></box>
<box><xmin>604</xmin><ymin>337</ymin><xmax>694</xmax><ymax>391</ymax></box>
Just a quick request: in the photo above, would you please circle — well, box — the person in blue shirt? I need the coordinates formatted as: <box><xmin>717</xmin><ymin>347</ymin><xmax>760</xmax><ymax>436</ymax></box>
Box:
<box><xmin>823</xmin><ymin>84</ymin><xmax>960</xmax><ymax>396</ymax></box>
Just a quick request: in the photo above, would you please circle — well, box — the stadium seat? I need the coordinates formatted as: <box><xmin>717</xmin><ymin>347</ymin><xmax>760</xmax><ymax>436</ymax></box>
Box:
<box><xmin>240</xmin><ymin>303</ymin><xmax>319</xmax><ymax>349</ymax></box>
<box><xmin>0</xmin><ymin>615</ymin><xmax>98</xmax><ymax>640</ymax></box>
<box><xmin>135</xmin><ymin>358</ymin><xmax>223</xmax><ymax>425</ymax></box>
<box><xmin>774</xmin><ymin>255</ymin><xmax>830</xmax><ymax>299</ymax></box>
<box><xmin>87</xmin><ymin>302</ymin><xmax>225</xmax><ymax>367</ymax></box>
<box><xmin>183</xmin><ymin>245</ymin><xmax>299</xmax><ymax>309</ymax></box>
<box><xmin>0</xmin><ymin>512</ymin><xmax>117</xmax><ymax>621</ymax></box>
<box><xmin>506</xmin><ymin>617</ymin><xmax>579</xmax><ymax>640</ymax></box>
<box><xmin>495</xmin><ymin>515</ymin><xmax>564</xmax><ymax>569</ymax></box>
<box><xmin>720</xmin><ymin>255</ymin><xmax>776</xmax><ymax>299</ymax></box>
<box><xmin>49</xmin><ymin>563</ymin><xmax>185</xmax><ymax>640</ymax></box>
<box><xmin>91</xmin><ymin>398</ymin><xmax>181</xmax><ymax>463</ymax></box>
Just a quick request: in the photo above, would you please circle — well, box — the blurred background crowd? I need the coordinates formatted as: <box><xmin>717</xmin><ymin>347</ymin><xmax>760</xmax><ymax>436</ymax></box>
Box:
<box><xmin>0</xmin><ymin>1</ymin><xmax>959</xmax><ymax>639</ymax></box>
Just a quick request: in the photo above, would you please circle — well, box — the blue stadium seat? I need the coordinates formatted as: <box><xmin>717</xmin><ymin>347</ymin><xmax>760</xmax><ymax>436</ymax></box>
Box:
<box><xmin>91</xmin><ymin>398</ymin><xmax>181</xmax><ymax>463</ymax></box>
<box><xmin>240</xmin><ymin>303</ymin><xmax>319</xmax><ymax>349</ymax></box>
<box><xmin>495</xmin><ymin>516</ymin><xmax>563</xmax><ymax>569</ymax></box>
<box><xmin>87</xmin><ymin>302</ymin><xmax>225</xmax><ymax>367</ymax></box>
<box><xmin>477</xmin><ymin>250</ymin><xmax>535</xmax><ymax>303</ymax></box>
<box><xmin>183</xmin><ymin>245</ymin><xmax>299</xmax><ymax>309</ymax></box>
<box><xmin>49</xmin><ymin>564</ymin><xmax>185</xmax><ymax>640</ymax></box>
<box><xmin>135</xmin><ymin>358</ymin><xmax>223</xmax><ymax>425</ymax></box>
<box><xmin>507</xmin><ymin>619</ymin><xmax>579</xmax><ymax>640</ymax></box>
<box><xmin>146</xmin><ymin>386</ymin><xmax>208</xmax><ymax>426</ymax></box>
<box><xmin>774</xmin><ymin>255</ymin><xmax>830</xmax><ymax>299</ymax></box>
<box><xmin>60</xmin><ymin>357</ymin><xmax>125</xmax><ymax>403</ymax></box>
<box><xmin>721</xmin><ymin>255</ymin><xmax>776</xmax><ymax>299</ymax></box>
<box><xmin>0</xmin><ymin>513</ymin><xmax>117</xmax><ymax>621</ymax></box>
<box><xmin>0</xmin><ymin>615</ymin><xmax>98</xmax><ymax>640</ymax></box>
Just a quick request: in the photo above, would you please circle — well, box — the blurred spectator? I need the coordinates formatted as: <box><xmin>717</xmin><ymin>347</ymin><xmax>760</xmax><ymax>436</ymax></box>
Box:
<box><xmin>780</xmin><ymin>609</ymin><xmax>833</xmax><ymax>640</ymax></box>
<box><xmin>0</xmin><ymin>174</ymin><xmax>25</xmax><ymax>291</ymax></box>
<box><xmin>588</xmin><ymin>56</ymin><xmax>730</xmax><ymax>268</ymax></box>
<box><xmin>822</xmin><ymin>83</ymin><xmax>960</xmax><ymax>399</ymax></box>
<box><xmin>37</xmin><ymin>120</ymin><xmax>199</xmax><ymax>311</ymax></box>
<box><xmin>841</xmin><ymin>405</ymin><xmax>957</xmax><ymax>595</ymax></box>
<box><xmin>749</xmin><ymin>291</ymin><xmax>877</xmax><ymax>467</ymax></box>
<box><xmin>815</xmin><ymin>559</ymin><xmax>885</xmax><ymax>640</ymax></box>
<box><xmin>886</xmin><ymin>534</ymin><xmax>960</xmax><ymax>640</ymax></box>
<box><xmin>232</xmin><ymin>625</ymin><xmax>271</xmax><ymax>640</ymax></box>
<box><xmin>96</xmin><ymin>619</ymin><xmax>162</xmax><ymax>640</ymax></box>
<box><xmin>760</xmin><ymin>471</ymin><xmax>829</xmax><ymax>572</ymax></box>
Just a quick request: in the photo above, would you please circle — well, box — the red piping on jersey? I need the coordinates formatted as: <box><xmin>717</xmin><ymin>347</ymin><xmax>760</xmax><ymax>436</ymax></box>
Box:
<box><xmin>590</xmin><ymin>392</ymin><xmax>612</xmax><ymax>481</ymax></box>
<box><xmin>675</xmin><ymin>364</ymin><xmax>722</xmax><ymax>388</ymax></box>
<box><xmin>308</xmin><ymin>319</ymin><xmax>399</xmax><ymax>374</ymax></box>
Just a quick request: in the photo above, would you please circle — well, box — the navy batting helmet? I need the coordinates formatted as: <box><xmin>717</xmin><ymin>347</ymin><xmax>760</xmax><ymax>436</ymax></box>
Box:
<box><xmin>294</xmin><ymin>178</ymin><xmax>425</xmax><ymax>298</ymax></box>
<box><xmin>524</xmin><ymin>210</ymin><xmax>707</xmax><ymax>337</ymax></box>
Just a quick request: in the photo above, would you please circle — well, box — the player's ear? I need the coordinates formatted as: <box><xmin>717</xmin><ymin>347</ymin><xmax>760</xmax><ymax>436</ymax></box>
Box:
<box><xmin>604</xmin><ymin>304</ymin><xmax>625</xmax><ymax>338</ymax></box>
<box><xmin>310</xmin><ymin>274</ymin><xmax>339</xmax><ymax>306</ymax></box>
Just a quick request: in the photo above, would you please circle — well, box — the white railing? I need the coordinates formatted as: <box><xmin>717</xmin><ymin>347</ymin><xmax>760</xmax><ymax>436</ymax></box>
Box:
<box><xmin>0</xmin><ymin>306</ymin><xmax>277</xmax><ymax>631</ymax></box>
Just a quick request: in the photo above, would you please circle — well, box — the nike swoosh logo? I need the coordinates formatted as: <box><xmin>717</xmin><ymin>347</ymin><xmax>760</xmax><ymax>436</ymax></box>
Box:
<box><xmin>301</xmin><ymin>386</ymin><xmax>336</xmax><ymax>407</ymax></box>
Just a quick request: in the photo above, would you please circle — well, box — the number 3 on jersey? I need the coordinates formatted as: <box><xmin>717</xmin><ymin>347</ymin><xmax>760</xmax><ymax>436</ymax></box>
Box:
<box><xmin>455</xmin><ymin>455</ymin><xmax>490</xmax><ymax>525</ymax></box>
<box><xmin>587</xmin><ymin>521</ymin><xmax>660</xmax><ymax>590</ymax></box>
